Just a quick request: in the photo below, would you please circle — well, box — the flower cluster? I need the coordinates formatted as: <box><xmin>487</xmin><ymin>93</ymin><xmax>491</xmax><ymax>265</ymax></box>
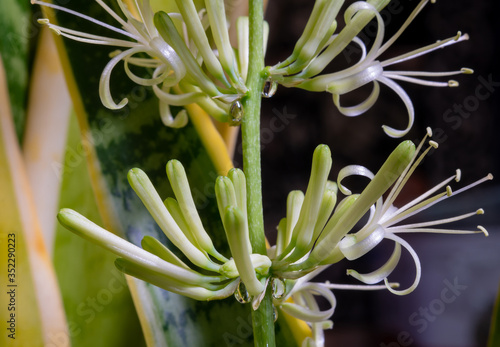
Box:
<box><xmin>58</xmin><ymin>161</ymin><xmax>272</xmax><ymax>302</ymax></box>
<box><xmin>58</xmin><ymin>129</ymin><xmax>491</xmax><ymax>346</ymax></box>
<box><xmin>266</xmin><ymin>129</ymin><xmax>490</xmax><ymax>345</ymax></box>
<box><xmin>269</xmin><ymin>0</ymin><xmax>471</xmax><ymax>137</ymax></box>
<box><xmin>34</xmin><ymin>0</ymin><xmax>265</xmax><ymax>127</ymax></box>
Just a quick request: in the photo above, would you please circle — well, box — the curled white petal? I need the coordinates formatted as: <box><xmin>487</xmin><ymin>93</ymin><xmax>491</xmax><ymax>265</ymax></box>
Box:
<box><xmin>99</xmin><ymin>48</ymin><xmax>144</xmax><ymax>109</ymax></box>
<box><xmin>281</xmin><ymin>283</ymin><xmax>336</xmax><ymax>323</ymax></box>
<box><xmin>339</xmin><ymin>224</ymin><xmax>385</xmax><ymax>260</ymax></box>
<box><xmin>333</xmin><ymin>81</ymin><xmax>380</xmax><ymax>117</ymax></box>
<box><xmin>346</xmin><ymin>241</ymin><xmax>401</xmax><ymax>284</ymax></box>
<box><xmin>383</xmin><ymin>233</ymin><xmax>422</xmax><ymax>295</ymax></box>
<box><xmin>337</xmin><ymin>164</ymin><xmax>374</xmax><ymax>195</ymax></box>
<box><xmin>377</xmin><ymin>75</ymin><xmax>414</xmax><ymax>138</ymax></box>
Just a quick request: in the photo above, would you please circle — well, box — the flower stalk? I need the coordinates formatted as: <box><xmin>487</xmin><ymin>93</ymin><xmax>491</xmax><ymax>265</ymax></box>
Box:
<box><xmin>240</xmin><ymin>0</ymin><xmax>277</xmax><ymax>345</ymax></box>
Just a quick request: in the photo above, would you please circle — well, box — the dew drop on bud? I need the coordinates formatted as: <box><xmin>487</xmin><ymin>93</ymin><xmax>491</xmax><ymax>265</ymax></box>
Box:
<box><xmin>271</xmin><ymin>277</ymin><xmax>285</xmax><ymax>299</ymax></box>
<box><xmin>234</xmin><ymin>281</ymin><xmax>252</xmax><ymax>304</ymax></box>
<box><xmin>273</xmin><ymin>305</ymin><xmax>278</xmax><ymax>322</ymax></box>
<box><xmin>262</xmin><ymin>80</ymin><xmax>277</xmax><ymax>98</ymax></box>
<box><xmin>229</xmin><ymin>100</ymin><xmax>243</xmax><ymax>126</ymax></box>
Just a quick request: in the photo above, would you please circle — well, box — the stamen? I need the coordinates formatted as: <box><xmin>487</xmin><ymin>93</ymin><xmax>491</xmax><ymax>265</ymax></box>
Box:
<box><xmin>382</xmin><ymin>32</ymin><xmax>468</xmax><ymax>68</ymax></box>
<box><xmin>377</xmin><ymin>0</ymin><xmax>431</xmax><ymax>56</ymax></box>
<box><xmin>477</xmin><ymin>225</ymin><xmax>489</xmax><ymax>236</ymax></box>
<box><xmin>322</xmin><ymin>282</ymin><xmax>400</xmax><ymax>290</ymax></box>
<box><xmin>382</xmin><ymin>140</ymin><xmax>437</xmax><ymax>216</ymax></box>
<box><xmin>383</xmin><ymin>73</ymin><xmax>455</xmax><ymax>88</ymax></box>
<box><xmin>450</xmin><ymin>173</ymin><xmax>493</xmax><ymax>196</ymax></box>
<box><xmin>33</xmin><ymin>0</ymin><xmax>138</xmax><ymax>40</ymax></box>
<box><xmin>389</xmin><ymin>209</ymin><xmax>486</xmax><ymax>231</ymax></box>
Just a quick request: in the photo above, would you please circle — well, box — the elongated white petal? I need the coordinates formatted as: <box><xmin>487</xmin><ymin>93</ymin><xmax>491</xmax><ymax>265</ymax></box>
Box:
<box><xmin>99</xmin><ymin>48</ymin><xmax>145</xmax><ymax>109</ymax></box>
<box><xmin>347</xmin><ymin>241</ymin><xmax>401</xmax><ymax>284</ymax></box>
<box><xmin>339</xmin><ymin>224</ymin><xmax>385</xmax><ymax>260</ymax></box>
<box><xmin>127</xmin><ymin>168</ymin><xmax>219</xmax><ymax>271</ymax></box>
<box><xmin>383</xmin><ymin>233</ymin><xmax>421</xmax><ymax>295</ymax></box>
<box><xmin>333</xmin><ymin>81</ymin><xmax>380</xmax><ymax>117</ymax></box>
<box><xmin>141</xmin><ymin>235</ymin><xmax>191</xmax><ymax>270</ymax></box>
<box><xmin>381</xmin><ymin>32</ymin><xmax>469</xmax><ymax>68</ymax></box>
<box><xmin>116</xmin><ymin>257</ymin><xmax>239</xmax><ymax>301</ymax></box>
<box><xmin>284</xmin><ymin>145</ymin><xmax>332</xmax><ymax>263</ymax></box>
<box><xmin>33</xmin><ymin>0</ymin><xmax>138</xmax><ymax>39</ymax></box>
<box><xmin>57</xmin><ymin>209</ymin><xmax>222</xmax><ymax>285</ymax></box>
<box><xmin>281</xmin><ymin>283</ymin><xmax>336</xmax><ymax>322</ymax></box>
<box><xmin>337</xmin><ymin>165</ymin><xmax>374</xmax><ymax>195</ymax></box>
<box><xmin>377</xmin><ymin>75</ymin><xmax>414</xmax><ymax>138</ymax></box>
<box><xmin>166</xmin><ymin>160</ymin><xmax>228</xmax><ymax>262</ymax></box>
<box><xmin>224</xmin><ymin>207</ymin><xmax>265</xmax><ymax>297</ymax></box>
<box><xmin>158</xmin><ymin>100</ymin><xmax>189</xmax><ymax>128</ymax></box>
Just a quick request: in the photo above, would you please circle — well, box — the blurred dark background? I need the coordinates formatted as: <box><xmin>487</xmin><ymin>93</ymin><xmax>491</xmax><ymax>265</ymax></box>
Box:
<box><xmin>234</xmin><ymin>0</ymin><xmax>500</xmax><ymax>346</ymax></box>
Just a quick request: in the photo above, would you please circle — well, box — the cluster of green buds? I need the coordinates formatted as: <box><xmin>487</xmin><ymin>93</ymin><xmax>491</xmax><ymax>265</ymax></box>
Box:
<box><xmin>268</xmin><ymin>0</ymin><xmax>472</xmax><ymax>137</ymax></box>
<box><xmin>57</xmin><ymin>129</ymin><xmax>491</xmax><ymax>346</ymax></box>
<box><xmin>58</xmin><ymin>161</ymin><xmax>272</xmax><ymax>302</ymax></box>
<box><xmin>34</xmin><ymin>0</ymin><xmax>268</xmax><ymax>127</ymax></box>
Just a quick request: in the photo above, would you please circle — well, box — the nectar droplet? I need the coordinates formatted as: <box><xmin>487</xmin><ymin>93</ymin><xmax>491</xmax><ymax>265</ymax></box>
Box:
<box><xmin>262</xmin><ymin>80</ymin><xmax>277</xmax><ymax>98</ymax></box>
<box><xmin>234</xmin><ymin>281</ymin><xmax>252</xmax><ymax>304</ymax></box>
<box><xmin>229</xmin><ymin>100</ymin><xmax>243</xmax><ymax>126</ymax></box>
<box><xmin>273</xmin><ymin>304</ymin><xmax>278</xmax><ymax>322</ymax></box>
<box><xmin>271</xmin><ymin>277</ymin><xmax>286</xmax><ymax>299</ymax></box>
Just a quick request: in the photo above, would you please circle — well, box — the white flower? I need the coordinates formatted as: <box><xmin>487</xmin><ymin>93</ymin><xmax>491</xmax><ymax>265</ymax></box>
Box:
<box><xmin>266</xmin><ymin>129</ymin><xmax>490</xmax><ymax>346</ymax></box>
<box><xmin>269</xmin><ymin>0</ymin><xmax>471</xmax><ymax>137</ymax></box>
<box><xmin>34</xmin><ymin>0</ymin><xmax>251</xmax><ymax>127</ymax></box>
<box><xmin>335</xmin><ymin>128</ymin><xmax>491</xmax><ymax>294</ymax></box>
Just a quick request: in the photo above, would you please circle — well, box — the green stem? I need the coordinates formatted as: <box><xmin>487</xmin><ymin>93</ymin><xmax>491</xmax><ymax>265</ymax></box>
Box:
<box><xmin>241</xmin><ymin>0</ymin><xmax>276</xmax><ymax>346</ymax></box>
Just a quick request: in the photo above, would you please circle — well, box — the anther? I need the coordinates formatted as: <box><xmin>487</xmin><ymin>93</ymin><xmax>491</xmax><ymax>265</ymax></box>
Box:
<box><xmin>429</xmin><ymin>140</ymin><xmax>438</xmax><ymax>149</ymax></box>
<box><xmin>477</xmin><ymin>225</ymin><xmax>489</xmax><ymax>236</ymax></box>
<box><xmin>446</xmin><ymin>186</ymin><xmax>453</xmax><ymax>196</ymax></box>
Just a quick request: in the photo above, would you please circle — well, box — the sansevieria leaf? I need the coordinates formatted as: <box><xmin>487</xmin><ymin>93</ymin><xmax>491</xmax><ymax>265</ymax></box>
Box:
<box><xmin>43</xmin><ymin>0</ymin><xmax>299</xmax><ymax>345</ymax></box>
<box><xmin>0</xmin><ymin>0</ymin><xmax>30</xmax><ymax>140</ymax></box>
<box><xmin>0</xmin><ymin>55</ymin><xmax>69</xmax><ymax>347</ymax></box>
